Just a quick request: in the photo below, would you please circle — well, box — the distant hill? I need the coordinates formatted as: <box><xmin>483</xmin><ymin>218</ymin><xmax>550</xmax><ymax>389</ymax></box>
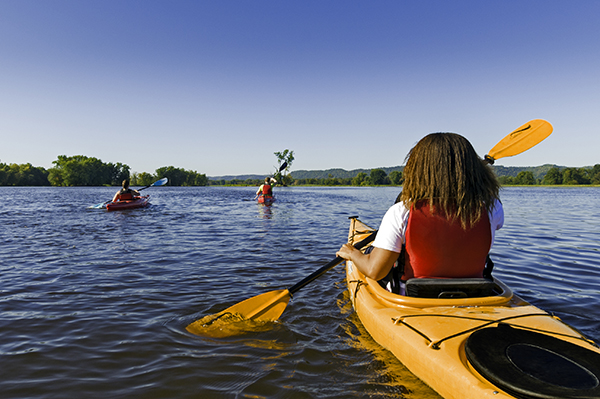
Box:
<box><xmin>209</xmin><ymin>174</ymin><xmax>265</xmax><ymax>181</ymax></box>
<box><xmin>491</xmin><ymin>164</ymin><xmax>566</xmax><ymax>179</ymax></box>
<box><xmin>290</xmin><ymin>166</ymin><xmax>404</xmax><ymax>180</ymax></box>
<box><xmin>210</xmin><ymin>164</ymin><xmax>570</xmax><ymax>181</ymax></box>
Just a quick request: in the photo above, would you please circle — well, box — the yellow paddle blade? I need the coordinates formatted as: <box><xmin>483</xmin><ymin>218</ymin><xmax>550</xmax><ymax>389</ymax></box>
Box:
<box><xmin>186</xmin><ymin>289</ymin><xmax>291</xmax><ymax>336</ymax></box>
<box><xmin>486</xmin><ymin>119</ymin><xmax>553</xmax><ymax>162</ymax></box>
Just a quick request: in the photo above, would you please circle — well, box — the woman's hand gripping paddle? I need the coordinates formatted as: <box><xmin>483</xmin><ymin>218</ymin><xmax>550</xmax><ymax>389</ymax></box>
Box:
<box><xmin>186</xmin><ymin>119</ymin><xmax>552</xmax><ymax>336</ymax></box>
<box><xmin>88</xmin><ymin>177</ymin><xmax>169</xmax><ymax>209</ymax></box>
<box><xmin>185</xmin><ymin>231</ymin><xmax>377</xmax><ymax>335</ymax></box>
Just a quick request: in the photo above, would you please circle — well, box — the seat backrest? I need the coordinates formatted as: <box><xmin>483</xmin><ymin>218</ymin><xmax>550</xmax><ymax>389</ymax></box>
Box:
<box><xmin>406</xmin><ymin>278</ymin><xmax>498</xmax><ymax>298</ymax></box>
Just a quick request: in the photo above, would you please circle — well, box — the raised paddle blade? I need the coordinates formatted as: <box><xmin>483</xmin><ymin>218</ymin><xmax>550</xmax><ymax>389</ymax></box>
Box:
<box><xmin>485</xmin><ymin>119</ymin><xmax>553</xmax><ymax>164</ymax></box>
<box><xmin>186</xmin><ymin>289</ymin><xmax>291</xmax><ymax>336</ymax></box>
<box><xmin>152</xmin><ymin>177</ymin><xmax>168</xmax><ymax>186</ymax></box>
<box><xmin>138</xmin><ymin>177</ymin><xmax>169</xmax><ymax>191</ymax></box>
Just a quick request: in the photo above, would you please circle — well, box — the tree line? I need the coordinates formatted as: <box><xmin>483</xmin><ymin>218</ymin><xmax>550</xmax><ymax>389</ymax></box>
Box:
<box><xmin>498</xmin><ymin>166</ymin><xmax>600</xmax><ymax>185</ymax></box>
<box><xmin>2</xmin><ymin>157</ymin><xmax>600</xmax><ymax>187</ymax></box>
<box><xmin>1</xmin><ymin>156</ymin><xmax>208</xmax><ymax>187</ymax></box>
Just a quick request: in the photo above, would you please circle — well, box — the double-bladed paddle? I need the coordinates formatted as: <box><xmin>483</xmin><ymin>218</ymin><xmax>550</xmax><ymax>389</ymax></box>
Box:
<box><xmin>186</xmin><ymin>119</ymin><xmax>553</xmax><ymax>335</ymax></box>
<box><xmin>88</xmin><ymin>177</ymin><xmax>169</xmax><ymax>209</ymax></box>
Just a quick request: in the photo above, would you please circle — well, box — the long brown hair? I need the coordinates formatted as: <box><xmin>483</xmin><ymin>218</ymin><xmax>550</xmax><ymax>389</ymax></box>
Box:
<box><xmin>399</xmin><ymin>133</ymin><xmax>500</xmax><ymax>229</ymax></box>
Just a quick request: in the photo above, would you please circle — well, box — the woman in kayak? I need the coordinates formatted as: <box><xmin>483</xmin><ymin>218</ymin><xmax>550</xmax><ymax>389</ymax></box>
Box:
<box><xmin>112</xmin><ymin>179</ymin><xmax>140</xmax><ymax>202</ymax></box>
<box><xmin>255</xmin><ymin>177</ymin><xmax>274</xmax><ymax>199</ymax></box>
<box><xmin>337</xmin><ymin>133</ymin><xmax>503</xmax><ymax>294</ymax></box>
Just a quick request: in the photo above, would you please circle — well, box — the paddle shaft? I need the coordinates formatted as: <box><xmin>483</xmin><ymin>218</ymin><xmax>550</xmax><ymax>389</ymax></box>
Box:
<box><xmin>288</xmin><ymin>230</ymin><xmax>377</xmax><ymax>295</ymax></box>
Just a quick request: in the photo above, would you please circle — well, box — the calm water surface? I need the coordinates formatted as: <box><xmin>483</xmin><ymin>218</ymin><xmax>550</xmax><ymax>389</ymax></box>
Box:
<box><xmin>1</xmin><ymin>186</ymin><xmax>599</xmax><ymax>398</ymax></box>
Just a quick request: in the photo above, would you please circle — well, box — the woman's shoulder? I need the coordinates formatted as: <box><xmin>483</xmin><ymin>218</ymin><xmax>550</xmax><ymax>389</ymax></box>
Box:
<box><xmin>384</xmin><ymin>201</ymin><xmax>410</xmax><ymax>222</ymax></box>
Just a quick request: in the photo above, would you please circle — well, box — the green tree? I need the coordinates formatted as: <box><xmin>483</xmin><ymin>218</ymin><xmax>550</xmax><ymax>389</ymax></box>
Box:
<box><xmin>589</xmin><ymin>164</ymin><xmax>600</xmax><ymax>185</ymax></box>
<box><xmin>324</xmin><ymin>174</ymin><xmax>341</xmax><ymax>186</ymax></box>
<box><xmin>131</xmin><ymin>172</ymin><xmax>155</xmax><ymax>186</ymax></box>
<box><xmin>154</xmin><ymin>166</ymin><xmax>208</xmax><ymax>186</ymax></box>
<box><xmin>0</xmin><ymin>163</ymin><xmax>5</xmax><ymax>185</ymax></box>
<box><xmin>0</xmin><ymin>163</ymin><xmax>50</xmax><ymax>186</ymax></box>
<box><xmin>542</xmin><ymin>167</ymin><xmax>562</xmax><ymax>185</ymax></box>
<box><xmin>514</xmin><ymin>171</ymin><xmax>536</xmax><ymax>185</ymax></box>
<box><xmin>388</xmin><ymin>170</ymin><xmax>403</xmax><ymax>185</ymax></box>
<box><xmin>370</xmin><ymin>169</ymin><xmax>389</xmax><ymax>185</ymax></box>
<box><xmin>352</xmin><ymin>172</ymin><xmax>367</xmax><ymax>186</ymax></box>
<box><xmin>109</xmin><ymin>162</ymin><xmax>131</xmax><ymax>186</ymax></box>
<box><xmin>274</xmin><ymin>149</ymin><xmax>294</xmax><ymax>185</ymax></box>
<box><xmin>49</xmin><ymin>155</ymin><xmax>125</xmax><ymax>186</ymax></box>
<box><xmin>155</xmin><ymin>166</ymin><xmax>187</xmax><ymax>186</ymax></box>
<box><xmin>562</xmin><ymin>168</ymin><xmax>590</xmax><ymax>185</ymax></box>
<box><xmin>498</xmin><ymin>176</ymin><xmax>515</xmax><ymax>185</ymax></box>
<box><xmin>185</xmin><ymin>170</ymin><xmax>208</xmax><ymax>186</ymax></box>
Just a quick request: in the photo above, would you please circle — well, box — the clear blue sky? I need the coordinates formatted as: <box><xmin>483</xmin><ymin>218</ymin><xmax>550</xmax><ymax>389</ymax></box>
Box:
<box><xmin>1</xmin><ymin>1</ymin><xmax>599</xmax><ymax>176</ymax></box>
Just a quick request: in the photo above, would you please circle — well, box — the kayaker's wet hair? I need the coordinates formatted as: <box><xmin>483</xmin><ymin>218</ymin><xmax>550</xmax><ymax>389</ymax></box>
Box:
<box><xmin>122</xmin><ymin>179</ymin><xmax>130</xmax><ymax>189</ymax></box>
<box><xmin>399</xmin><ymin>133</ymin><xmax>500</xmax><ymax>229</ymax></box>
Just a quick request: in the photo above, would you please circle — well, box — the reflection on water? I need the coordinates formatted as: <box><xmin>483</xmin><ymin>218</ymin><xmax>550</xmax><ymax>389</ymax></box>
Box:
<box><xmin>0</xmin><ymin>186</ymin><xmax>598</xmax><ymax>398</ymax></box>
<box><xmin>258</xmin><ymin>202</ymin><xmax>274</xmax><ymax>219</ymax></box>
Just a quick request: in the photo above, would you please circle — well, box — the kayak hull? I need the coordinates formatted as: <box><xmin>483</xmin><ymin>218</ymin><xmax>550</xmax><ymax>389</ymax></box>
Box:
<box><xmin>345</xmin><ymin>217</ymin><xmax>600</xmax><ymax>399</ymax></box>
<box><xmin>106</xmin><ymin>195</ymin><xmax>150</xmax><ymax>211</ymax></box>
<box><xmin>257</xmin><ymin>196</ymin><xmax>275</xmax><ymax>205</ymax></box>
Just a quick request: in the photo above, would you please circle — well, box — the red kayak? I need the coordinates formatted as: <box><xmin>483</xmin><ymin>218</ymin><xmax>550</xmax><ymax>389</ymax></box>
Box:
<box><xmin>257</xmin><ymin>195</ymin><xmax>275</xmax><ymax>205</ymax></box>
<box><xmin>106</xmin><ymin>195</ymin><xmax>150</xmax><ymax>211</ymax></box>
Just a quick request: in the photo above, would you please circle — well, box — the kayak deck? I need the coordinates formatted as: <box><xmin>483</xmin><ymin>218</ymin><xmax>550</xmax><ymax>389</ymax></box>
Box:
<box><xmin>345</xmin><ymin>217</ymin><xmax>600</xmax><ymax>399</ymax></box>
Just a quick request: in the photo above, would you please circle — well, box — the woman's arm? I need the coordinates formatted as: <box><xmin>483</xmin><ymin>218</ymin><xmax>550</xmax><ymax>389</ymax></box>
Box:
<box><xmin>336</xmin><ymin>244</ymin><xmax>399</xmax><ymax>281</ymax></box>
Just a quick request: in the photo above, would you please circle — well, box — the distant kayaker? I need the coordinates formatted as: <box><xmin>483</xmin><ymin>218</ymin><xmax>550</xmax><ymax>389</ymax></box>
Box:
<box><xmin>255</xmin><ymin>177</ymin><xmax>274</xmax><ymax>199</ymax></box>
<box><xmin>336</xmin><ymin>133</ymin><xmax>504</xmax><ymax>294</ymax></box>
<box><xmin>113</xmin><ymin>179</ymin><xmax>140</xmax><ymax>202</ymax></box>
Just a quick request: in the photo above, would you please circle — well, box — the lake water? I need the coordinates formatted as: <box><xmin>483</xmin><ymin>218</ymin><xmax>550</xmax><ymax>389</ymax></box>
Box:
<box><xmin>1</xmin><ymin>186</ymin><xmax>599</xmax><ymax>398</ymax></box>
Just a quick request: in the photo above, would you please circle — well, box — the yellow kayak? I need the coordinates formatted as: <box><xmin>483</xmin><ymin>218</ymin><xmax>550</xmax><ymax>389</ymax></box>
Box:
<box><xmin>345</xmin><ymin>217</ymin><xmax>600</xmax><ymax>399</ymax></box>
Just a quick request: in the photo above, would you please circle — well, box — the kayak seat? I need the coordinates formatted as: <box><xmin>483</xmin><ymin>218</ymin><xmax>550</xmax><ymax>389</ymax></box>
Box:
<box><xmin>406</xmin><ymin>278</ymin><xmax>498</xmax><ymax>298</ymax></box>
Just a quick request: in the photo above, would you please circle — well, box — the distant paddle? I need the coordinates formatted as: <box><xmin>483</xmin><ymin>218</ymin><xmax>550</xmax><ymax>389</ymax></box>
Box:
<box><xmin>88</xmin><ymin>177</ymin><xmax>168</xmax><ymax>209</ymax></box>
<box><xmin>186</xmin><ymin>119</ymin><xmax>553</xmax><ymax>336</ymax></box>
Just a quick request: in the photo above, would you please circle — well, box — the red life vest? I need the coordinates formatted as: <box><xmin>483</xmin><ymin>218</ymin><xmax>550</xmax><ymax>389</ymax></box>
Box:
<box><xmin>117</xmin><ymin>189</ymin><xmax>135</xmax><ymax>201</ymax></box>
<box><xmin>402</xmin><ymin>201</ymin><xmax>491</xmax><ymax>280</ymax></box>
<box><xmin>262</xmin><ymin>184</ymin><xmax>272</xmax><ymax>197</ymax></box>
